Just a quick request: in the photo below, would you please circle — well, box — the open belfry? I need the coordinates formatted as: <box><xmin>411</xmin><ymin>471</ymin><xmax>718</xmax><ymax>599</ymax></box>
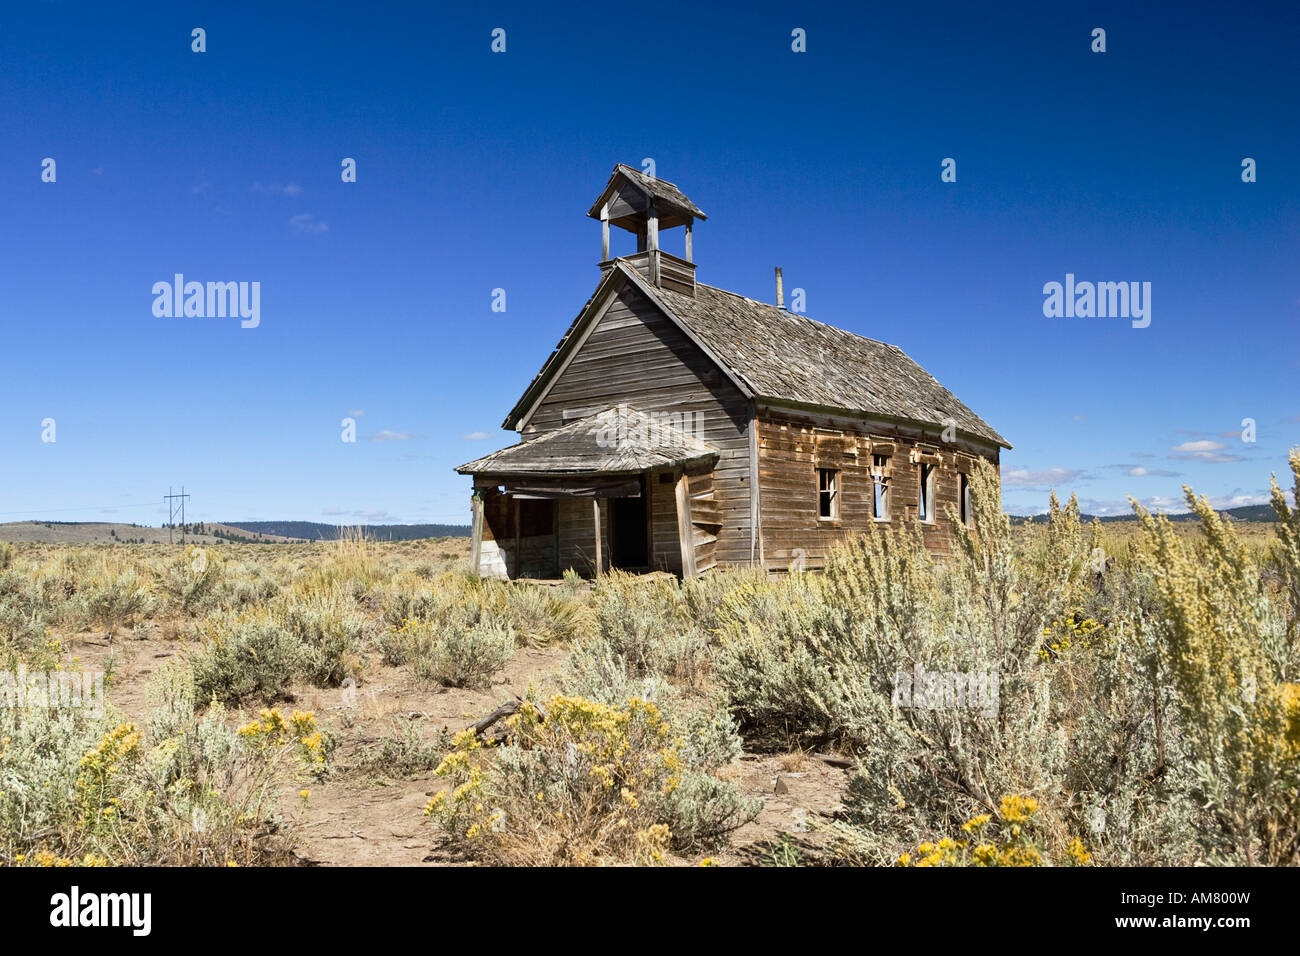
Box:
<box><xmin>459</xmin><ymin>164</ymin><xmax>1009</xmax><ymax>578</ymax></box>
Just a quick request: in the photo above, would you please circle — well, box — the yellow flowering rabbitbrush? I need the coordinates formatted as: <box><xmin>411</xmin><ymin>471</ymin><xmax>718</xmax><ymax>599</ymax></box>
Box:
<box><xmin>896</xmin><ymin>794</ymin><xmax>1092</xmax><ymax>868</ymax></box>
<box><xmin>424</xmin><ymin>694</ymin><xmax>686</xmax><ymax>865</ymax></box>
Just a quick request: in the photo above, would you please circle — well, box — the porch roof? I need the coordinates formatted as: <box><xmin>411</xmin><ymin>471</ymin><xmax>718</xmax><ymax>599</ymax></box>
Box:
<box><xmin>456</xmin><ymin>404</ymin><xmax>718</xmax><ymax>477</ymax></box>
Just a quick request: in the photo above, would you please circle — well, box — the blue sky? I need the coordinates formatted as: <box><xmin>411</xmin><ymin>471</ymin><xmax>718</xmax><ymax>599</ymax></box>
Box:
<box><xmin>1</xmin><ymin>0</ymin><xmax>1296</xmax><ymax>525</ymax></box>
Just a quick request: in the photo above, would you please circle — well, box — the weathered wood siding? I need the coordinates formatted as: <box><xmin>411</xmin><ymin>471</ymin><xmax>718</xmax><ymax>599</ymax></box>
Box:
<box><xmin>555</xmin><ymin>497</ymin><xmax>605</xmax><ymax>575</ymax></box>
<box><xmin>755</xmin><ymin>407</ymin><xmax>1001</xmax><ymax>570</ymax></box>
<box><xmin>649</xmin><ymin>472</ymin><xmax>683</xmax><ymax>574</ymax></box>
<box><xmin>522</xmin><ymin>282</ymin><xmax>755</xmax><ymax>567</ymax></box>
<box><xmin>474</xmin><ymin>484</ymin><xmax>560</xmax><ymax>578</ymax></box>
<box><xmin>687</xmin><ymin>469</ymin><xmax>720</xmax><ymax>573</ymax></box>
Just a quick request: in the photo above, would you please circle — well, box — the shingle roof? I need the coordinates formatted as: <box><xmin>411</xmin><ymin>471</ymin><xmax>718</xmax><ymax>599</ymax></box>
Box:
<box><xmin>459</xmin><ymin>404</ymin><xmax>719</xmax><ymax>476</ymax></box>
<box><xmin>651</xmin><ymin>279</ymin><xmax>1010</xmax><ymax>447</ymax></box>
<box><xmin>503</xmin><ymin>262</ymin><xmax>1009</xmax><ymax>449</ymax></box>
<box><xmin>586</xmin><ymin>164</ymin><xmax>707</xmax><ymax>222</ymax></box>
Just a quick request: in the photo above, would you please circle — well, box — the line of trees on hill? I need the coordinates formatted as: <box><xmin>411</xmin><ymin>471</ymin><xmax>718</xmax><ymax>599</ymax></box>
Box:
<box><xmin>221</xmin><ymin>521</ymin><xmax>471</xmax><ymax>541</ymax></box>
<box><xmin>1013</xmin><ymin>503</ymin><xmax>1278</xmax><ymax>525</ymax></box>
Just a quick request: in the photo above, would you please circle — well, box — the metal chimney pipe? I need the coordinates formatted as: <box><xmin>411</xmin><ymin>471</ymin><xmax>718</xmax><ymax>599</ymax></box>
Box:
<box><xmin>775</xmin><ymin>267</ymin><xmax>784</xmax><ymax>308</ymax></box>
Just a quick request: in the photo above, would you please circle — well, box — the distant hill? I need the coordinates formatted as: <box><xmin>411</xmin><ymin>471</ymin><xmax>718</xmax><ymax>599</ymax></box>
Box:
<box><xmin>0</xmin><ymin>521</ymin><xmax>302</xmax><ymax>544</ymax></box>
<box><xmin>1011</xmin><ymin>504</ymin><xmax>1278</xmax><ymax>525</ymax></box>
<box><xmin>222</xmin><ymin>521</ymin><xmax>472</xmax><ymax>541</ymax></box>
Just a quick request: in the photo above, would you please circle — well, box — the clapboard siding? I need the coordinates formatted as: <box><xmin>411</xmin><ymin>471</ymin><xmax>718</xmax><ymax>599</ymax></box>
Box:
<box><xmin>472</xmin><ymin>485</ymin><xmax>561</xmax><ymax>578</ymax></box>
<box><xmin>756</xmin><ymin>408</ymin><xmax>1001</xmax><ymax>569</ymax></box>
<box><xmin>649</xmin><ymin>473</ymin><xmax>683</xmax><ymax>574</ymax></box>
<box><xmin>688</xmin><ymin>470</ymin><xmax>719</xmax><ymax>573</ymax></box>
<box><xmin>526</xmin><ymin>285</ymin><xmax>754</xmax><ymax>567</ymax></box>
<box><xmin>556</xmin><ymin>497</ymin><xmax>605</xmax><ymax>575</ymax></box>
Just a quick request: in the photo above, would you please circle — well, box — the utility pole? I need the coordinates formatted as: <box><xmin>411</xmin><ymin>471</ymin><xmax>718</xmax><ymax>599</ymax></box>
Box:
<box><xmin>164</xmin><ymin>486</ymin><xmax>190</xmax><ymax>544</ymax></box>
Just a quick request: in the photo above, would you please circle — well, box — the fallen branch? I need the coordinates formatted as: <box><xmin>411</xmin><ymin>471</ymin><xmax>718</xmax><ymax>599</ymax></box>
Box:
<box><xmin>465</xmin><ymin>695</ymin><xmax>546</xmax><ymax>743</ymax></box>
<box><xmin>814</xmin><ymin>753</ymin><xmax>853</xmax><ymax>769</ymax></box>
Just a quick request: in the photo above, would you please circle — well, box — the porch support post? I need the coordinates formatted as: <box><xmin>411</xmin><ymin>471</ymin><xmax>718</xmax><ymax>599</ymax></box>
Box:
<box><xmin>592</xmin><ymin>497</ymin><xmax>603</xmax><ymax>576</ymax></box>
<box><xmin>674</xmin><ymin>473</ymin><xmax>697</xmax><ymax>579</ymax></box>
<box><xmin>469</xmin><ymin>491</ymin><xmax>484</xmax><ymax>576</ymax></box>
<box><xmin>513</xmin><ymin>496</ymin><xmax>521</xmax><ymax>579</ymax></box>
<box><xmin>749</xmin><ymin>410</ymin><xmax>764</xmax><ymax>568</ymax></box>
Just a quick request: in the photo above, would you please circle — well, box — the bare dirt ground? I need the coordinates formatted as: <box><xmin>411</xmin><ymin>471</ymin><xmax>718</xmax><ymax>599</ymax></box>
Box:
<box><xmin>70</xmin><ymin>624</ymin><xmax>849</xmax><ymax>867</ymax></box>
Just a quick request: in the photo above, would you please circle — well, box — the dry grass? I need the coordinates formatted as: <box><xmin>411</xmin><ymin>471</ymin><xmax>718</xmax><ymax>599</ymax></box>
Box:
<box><xmin>3</xmin><ymin>455</ymin><xmax>1299</xmax><ymax>867</ymax></box>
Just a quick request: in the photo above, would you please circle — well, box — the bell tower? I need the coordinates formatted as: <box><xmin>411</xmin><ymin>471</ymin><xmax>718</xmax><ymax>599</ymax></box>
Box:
<box><xmin>587</xmin><ymin>164</ymin><xmax>706</xmax><ymax>296</ymax></box>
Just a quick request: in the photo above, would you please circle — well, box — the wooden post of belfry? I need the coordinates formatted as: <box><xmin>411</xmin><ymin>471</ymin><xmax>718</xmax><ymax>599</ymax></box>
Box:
<box><xmin>469</xmin><ymin>492</ymin><xmax>484</xmax><ymax>576</ymax></box>
<box><xmin>592</xmin><ymin>498</ymin><xmax>603</xmax><ymax>576</ymax></box>
<box><xmin>601</xmin><ymin>203</ymin><xmax>610</xmax><ymax>261</ymax></box>
<box><xmin>675</xmin><ymin>473</ymin><xmax>697</xmax><ymax>579</ymax></box>
<box><xmin>646</xmin><ymin>199</ymin><xmax>659</xmax><ymax>285</ymax></box>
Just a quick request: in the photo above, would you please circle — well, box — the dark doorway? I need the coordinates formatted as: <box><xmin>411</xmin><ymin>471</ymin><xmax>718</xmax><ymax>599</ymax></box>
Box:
<box><xmin>609</xmin><ymin>478</ymin><xmax>648</xmax><ymax>568</ymax></box>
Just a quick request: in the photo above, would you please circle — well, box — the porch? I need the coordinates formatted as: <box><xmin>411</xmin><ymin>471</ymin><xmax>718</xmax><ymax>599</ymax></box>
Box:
<box><xmin>456</xmin><ymin>406</ymin><xmax>720</xmax><ymax>579</ymax></box>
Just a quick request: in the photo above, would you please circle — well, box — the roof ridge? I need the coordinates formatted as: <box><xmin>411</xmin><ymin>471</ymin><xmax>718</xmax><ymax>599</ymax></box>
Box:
<box><xmin>616</xmin><ymin>162</ymin><xmax>682</xmax><ymax>190</ymax></box>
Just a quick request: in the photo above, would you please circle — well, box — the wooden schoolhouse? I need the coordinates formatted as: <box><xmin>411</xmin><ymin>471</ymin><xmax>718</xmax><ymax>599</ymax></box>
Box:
<box><xmin>458</xmin><ymin>164</ymin><xmax>1009</xmax><ymax>578</ymax></box>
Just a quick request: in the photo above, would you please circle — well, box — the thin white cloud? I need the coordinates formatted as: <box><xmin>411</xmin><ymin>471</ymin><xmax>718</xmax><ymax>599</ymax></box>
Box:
<box><xmin>369</xmin><ymin>429</ymin><xmax>415</xmax><ymax>442</ymax></box>
<box><xmin>1169</xmin><ymin>439</ymin><xmax>1243</xmax><ymax>463</ymax></box>
<box><xmin>1001</xmin><ymin>466</ymin><xmax>1084</xmax><ymax>489</ymax></box>
<box><xmin>289</xmin><ymin>212</ymin><xmax>328</xmax><ymax>234</ymax></box>
<box><xmin>1126</xmin><ymin>466</ymin><xmax>1181</xmax><ymax>477</ymax></box>
<box><xmin>462</xmin><ymin>431</ymin><xmax>489</xmax><ymax>441</ymax></box>
<box><xmin>1075</xmin><ymin>497</ymin><xmax>1134</xmax><ymax>517</ymax></box>
<box><xmin>253</xmin><ymin>181</ymin><xmax>304</xmax><ymax>197</ymax></box>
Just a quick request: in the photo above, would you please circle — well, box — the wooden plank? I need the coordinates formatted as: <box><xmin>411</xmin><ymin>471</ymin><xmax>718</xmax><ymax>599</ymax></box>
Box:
<box><xmin>674</xmin><ymin>474</ymin><xmax>697</xmax><ymax>579</ymax></box>
<box><xmin>593</xmin><ymin>498</ymin><xmax>603</xmax><ymax>575</ymax></box>
<box><xmin>513</xmin><ymin>496</ymin><xmax>521</xmax><ymax>574</ymax></box>
<box><xmin>470</xmin><ymin>494</ymin><xmax>483</xmax><ymax>575</ymax></box>
<box><xmin>748</xmin><ymin>410</ymin><xmax>762</xmax><ymax>564</ymax></box>
<box><xmin>689</xmin><ymin>498</ymin><xmax>722</xmax><ymax>525</ymax></box>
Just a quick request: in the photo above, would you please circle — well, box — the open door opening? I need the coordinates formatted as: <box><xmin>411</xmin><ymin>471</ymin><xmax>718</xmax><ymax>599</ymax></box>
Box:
<box><xmin>609</xmin><ymin>476</ymin><xmax>648</xmax><ymax>569</ymax></box>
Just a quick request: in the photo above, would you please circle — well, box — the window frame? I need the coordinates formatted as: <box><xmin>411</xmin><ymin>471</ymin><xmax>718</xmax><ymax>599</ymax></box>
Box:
<box><xmin>871</xmin><ymin>454</ymin><xmax>890</xmax><ymax>521</ymax></box>
<box><xmin>918</xmin><ymin>462</ymin><xmax>936</xmax><ymax>524</ymax></box>
<box><xmin>817</xmin><ymin>466</ymin><xmax>840</xmax><ymax>521</ymax></box>
<box><xmin>960</xmin><ymin>472</ymin><xmax>973</xmax><ymax>527</ymax></box>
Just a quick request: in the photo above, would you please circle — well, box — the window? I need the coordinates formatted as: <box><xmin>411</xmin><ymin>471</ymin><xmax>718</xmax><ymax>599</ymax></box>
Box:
<box><xmin>872</xmin><ymin>454</ymin><xmax>889</xmax><ymax>520</ymax></box>
<box><xmin>960</xmin><ymin>473</ymin><xmax>973</xmax><ymax>527</ymax></box>
<box><xmin>919</xmin><ymin>463</ymin><xmax>935</xmax><ymax>523</ymax></box>
<box><xmin>818</xmin><ymin>468</ymin><xmax>839</xmax><ymax>519</ymax></box>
